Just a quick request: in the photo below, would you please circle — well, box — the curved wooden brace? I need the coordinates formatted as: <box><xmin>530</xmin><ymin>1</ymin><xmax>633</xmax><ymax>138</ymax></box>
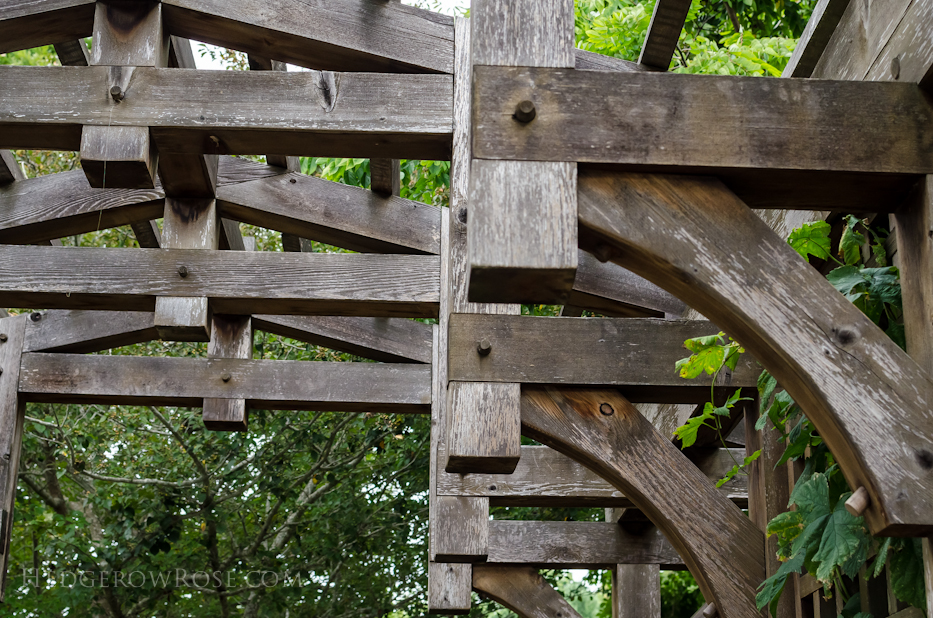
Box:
<box><xmin>521</xmin><ymin>386</ymin><xmax>764</xmax><ymax>618</ymax></box>
<box><xmin>472</xmin><ymin>564</ymin><xmax>583</xmax><ymax>618</ymax></box>
<box><xmin>577</xmin><ymin>171</ymin><xmax>933</xmax><ymax>535</ymax></box>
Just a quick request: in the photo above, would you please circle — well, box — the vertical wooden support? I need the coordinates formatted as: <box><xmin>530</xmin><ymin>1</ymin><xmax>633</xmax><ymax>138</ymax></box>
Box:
<box><xmin>467</xmin><ymin>0</ymin><xmax>578</xmax><ymax>304</ymax></box>
<box><xmin>445</xmin><ymin>18</ymin><xmax>521</xmax><ymax>475</ymax></box>
<box><xmin>153</xmin><ymin>198</ymin><xmax>219</xmax><ymax>341</ymax></box>
<box><xmin>746</xmin><ymin>402</ymin><xmax>799</xmax><ymax>618</ymax></box>
<box><xmin>891</xmin><ymin>177</ymin><xmax>933</xmax><ymax>618</ymax></box>
<box><xmin>0</xmin><ymin>315</ymin><xmax>27</xmax><ymax>602</ymax></box>
<box><xmin>429</xmin><ymin>562</ymin><xmax>472</xmax><ymax>615</ymax></box>
<box><xmin>371</xmin><ymin>158</ymin><xmax>401</xmax><ymax>197</ymax></box>
<box><xmin>203</xmin><ymin>315</ymin><xmax>252</xmax><ymax>431</ymax></box>
<box><xmin>246</xmin><ymin>55</ymin><xmax>301</xmax><ymax>174</ymax></box>
<box><xmin>81</xmin><ymin>0</ymin><xmax>168</xmax><ymax>189</ymax></box>
<box><xmin>605</xmin><ymin>509</ymin><xmax>661</xmax><ymax>618</ymax></box>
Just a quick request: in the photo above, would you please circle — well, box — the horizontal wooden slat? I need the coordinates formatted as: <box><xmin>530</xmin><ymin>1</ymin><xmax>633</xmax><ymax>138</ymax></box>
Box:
<box><xmin>161</xmin><ymin>0</ymin><xmax>454</xmax><ymax>74</ymax></box>
<box><xmin>23</xmin><ymin>310</ymin><xmax>156</xmax><ymax>353</ymax></box>
<box><xmin>0</xmin><ymin>66</ymin><xmax>452</xmax><ymax>160</ymax></box>
<box><xmin>0</xmin><ymin>0</ymin><xmax>95</xmax><ymax>54</ymax></box>
<box><xmin>0</xmin><ymin>246</ymin><xmax>439</xmax><ymax>317</ymax></box>
<box><xmin>437</xmin><ymin>445</ymin><xmax>747</xmax><ymax>508</ymax></box>
<box><xmin>253</xmin><ymin>315</ymin><xmax>432</xmax><ymax>364</ymax></box>
<box><xmin>18</xmin><ymin>353</ymin><xmax>431</xmax><ymax>412</ymax></box>
<box><xmin>473</xmin><ymin>67</ymin><xmax>933</xmax><ymax>174</ymax></box>
<box><xmin>216</xmin><ymin>170</ymin><xmax>441</xmax><ymax>254</ymax></box>
<box><xmin>448</xmin><ymin>315</ymin><xmax>757</xmax><ymax>402</ymax></box>
<box><xmin>487</xmin><ymin>521</ymin><xmax>683</xmax><ymax>568</ymax></box>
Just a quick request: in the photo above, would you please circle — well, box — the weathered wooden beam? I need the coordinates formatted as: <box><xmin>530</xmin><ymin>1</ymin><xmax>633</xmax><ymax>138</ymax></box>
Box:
<box><xmin>253</xmin><ymin>315</ymin><xmax>432</xmax><ymax>364</ymax></box>
<box><xmin>863</xmin><ymin>0</ymin><xmax>933</xmax><ymax>89</ymax></box>
<box><xmin>18</xmin><ymin>353</ymin><xmax>430</xmax><ymax>412</ymax></box>
<box><xmin>203</xmin><ymin>315</ymin><xmax>252</xmax><ymax>431</ymax></box>
<box><xmin>429</xmin><ymin>562</ymin><xmax>472</xmax><ymax>615</ymax></box>
<box><xmin>521</xmin><ymin>387</ymin><xmax>764</xmax><ymax>618</ymax></box>
<box><xmin>0</xmin><ymin>315</ymin><xmax>26</xmax><ymax>602</ymax></box>
<box><xmin>0</xmin><ymin>246</ymin><xmax>440</xmax><ymax>318</ymax></box>
<box><xmin>0</xmin><ymin>67</ymin><xmax>453</xmax><ymax>160</ymax></box>
<box><xmin>216</xmin><ymin>171</ymin><xmax>441</xmax><ymax>254</ymax></box>
<box><xmin>23</xmin><ymin>310</ymin><xmax>156</xmax><ymax>353</ymax></box>
<box><xmin>638</xmin><ymin>0</ymin><xmax>692</xmax><ymax>69</ymax></box>
<box><xmin>606</xmin><ymin>508</ymin><xmax>662</xmax><ymax>618</ymax></box>
<box><xmin>371</xmin><ymin>158</ymin><xmax>401</xmax><ymax>197</ymax></box>
<box><xmin>782</xmin><ymin>0</ymin><xmax>852</xmax><ymax>77</ymax></box>
<box><xmin>574</xmin><ymin>48</ymin><xmax>646</xmax><ymax>72</ymax></box>
<box><xmin>161</xmin><ymin>0</ymin><xmax>454</xmax><ymax>74</ymax></box>
<box><xmin>473</xmin><ymin>67</ymin><xmax>933</xmax><ymax>175</ymax></box>
<box><xmin>0</xmin><ymin>0</ymin><xmax>95</xmax><ymax>55</ymax></box>
<box><xmin>448</xmin><ymin>315</ymin><xmax>757</xmax><ymax>402</ymax></box>
<box><xmin>436</xmin><ymin>445</ymin><xmax>748</xmax><ymax>508</ymax></box>
<box><xmin>53</xmin><ymin>39</ymin><xmax>89</xmax><ymax>66</ymax></box>
<box><xmin>445</xmin><ymin>18</ymin><xmax>521</xmax><ymax>474</ymax></box>
<box><xmin>472</xmin><ymin>565</ymin><xmax>584</xmax><ymax>618</ymax></box>
<box><xmin>467</xmin><ymin>0</ymin><xmax>577</xmax><ymax>304</ymax></box>
<box><xmin>245</xmin><ymin>55</ymin><xmax>301</xmax><ymax>173</ymax></box>
<box><xmin>0</xmin><ymin>151</ymin><xmax>24</xmax><ymax>185</ymax></box>
<box><xmin>578</xmin><ymin>170</ymin><xmax>933</xmax><ymax>536</ymax></box>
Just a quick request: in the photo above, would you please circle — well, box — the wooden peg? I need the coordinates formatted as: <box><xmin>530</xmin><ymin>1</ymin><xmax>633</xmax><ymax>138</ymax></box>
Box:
<box><xmin>845</xmin><ymin>486</ymin><xmax>870</xmax><ymax>517</ymax></box>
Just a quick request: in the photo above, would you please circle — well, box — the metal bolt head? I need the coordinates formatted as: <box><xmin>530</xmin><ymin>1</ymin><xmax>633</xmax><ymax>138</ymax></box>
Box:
<box><xmin>892</xmin><ymin>56</ymin><xmax>901</xmax><ymax>80</ymax></box>
<box><xmin>0</xmin><ymin>334</ymin><xmax>7</xmax><ymax>343</ymax></box>
<box><xmin>221</xmin><ymin>372</ymin><xmax>232</xmax><ymax>383</ymax></box>
<box><xmin>599</xmin><ymin>402</ymin><xmax>615</xmax><ymax>416</ymax></box>
<box><xmin>30</xmin><ymin>312</ymin><xmax>42</xmax><ymax>322</ymax></box>
<box><xmin>513</xmin><ymin>100</ymin><xmax>537</xmax><ymax>123</ymax></box>
<box><xmin>477</xmin><ymin>339</ymin><xmax>492</xmax><ymax>356</ymax></box>
<box><xmin>178</xmin><ymin>265</ymin><xmax>189</xmax><ymax>278</ymax></box>
<box><xmin>110</xmin><ymin>86</ymin><xmax>125</xmax><ymax>102</ymax></box>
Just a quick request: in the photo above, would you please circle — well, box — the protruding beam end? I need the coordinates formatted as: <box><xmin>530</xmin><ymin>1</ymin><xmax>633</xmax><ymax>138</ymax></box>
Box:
<box><xmin>845</xmin><ymin>486</ymin><xmax>871</xmax><ymax>517</ymax></box>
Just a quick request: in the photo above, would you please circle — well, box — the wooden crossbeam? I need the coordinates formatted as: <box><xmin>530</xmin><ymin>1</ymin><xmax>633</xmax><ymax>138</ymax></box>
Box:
<box><xmin>473</xmin><ymin>566</ymin><xmax>583</xmax><ymax>618</ymax></box>
<box><xmin>52</xmin><ymin>39</ymin><xmax>89</xmax><ymax>66</ymax></box>
<box><xmin>17</xmin><ymin>353</ymin><xmax>430</xmax><ymax>412</ymax></box>
<box><xmin>447</xmin><ymin>315</ymin><xmax>757</xmax><ymax>402</ymax></box>
<box><xmin>436</xmin><ymin>445</ymin><xmax>748</xmax><ymax>508</ymax></box>
<box><xmin>0</xmin><ymin>0</ymin><xmax>96</xmax><ymax>55</ymax></box>
<box><xmin>22</xmin><ymin>310</ymin><xmax>156</xmax><ymax>354</ymax></box>
<box><xmin>0</xmin><ymin>246</ymin><xmax>440</xmax><ymax>318</ymax></box>
<box><xmin>473</xmin><ymin>67</ymin><xmax>933</xmax><ymax>175</ymax></box>
<box><xmin>578</xmin><ymin>170</ymin><xmax>933</xmax><ymax>536</ymax></box>
<box><xmin>638</xmin><ymin>0</ymin><xmax>692</xmax><ymax>69</ymax></box>
<box><xmin>0</xmin><ymin>67</ymin><xmax>453</xmax><ymax>160</ymax></box>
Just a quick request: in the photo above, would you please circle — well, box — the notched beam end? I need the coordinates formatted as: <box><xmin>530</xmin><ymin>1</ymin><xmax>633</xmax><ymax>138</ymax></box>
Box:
<box><xmin>467</xmin><ymin>266</ymin><xmax>576</xmax><ymax>305</ymax></box>
<box><xmin>80</xmin><ymin>126</ymin><xmax>158</xmax><ymax>189</ymax></box>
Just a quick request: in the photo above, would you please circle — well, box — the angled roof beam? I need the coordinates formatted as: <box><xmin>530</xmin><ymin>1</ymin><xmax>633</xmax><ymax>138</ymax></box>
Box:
<box><xmin>0</xmin><ymin>0</ymin><xmax>95</xmax><ymax>55</ymax></box>
<box><xmin>473</xmin><ymin>565</ymin><xmax>584</xmax><ymax>617</ymax></box>
<box><xmin>52</xmin><ymin>39</ymin><xmax>89</xmax><ymax>67</ymax></box>
<box><xmin>638</xmin><ymin>0</ymin><xmax>693</xmax><ymax>70</ymax></box>
<box><xmin>782</xmin><ymin>0</ymin><xmax>852</xmax><ymax>77</ymax></box>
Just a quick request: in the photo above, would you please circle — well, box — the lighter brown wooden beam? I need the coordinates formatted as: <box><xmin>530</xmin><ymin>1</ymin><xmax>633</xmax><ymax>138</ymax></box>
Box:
<box><xmin>0</xmin><ymin>0</ymin><xmax>95</xmax><ymax>55</ymax></box>
<box><xmin>203</xmin><ymin>315</ymin><xmax>252</xmax><ymax>431</ymax></box>
<box><xmin>429</xmin><ymin>562</ymin><xmax>472</xmax><ymax>615</ymax></box>
<box><xmin>473</xmin><ymin>565</ymin><xmax>583</xmax><ymax>618</ymax></box>
<box><xmin>0</xmin><ymin>315</ymin><xmax>27</xmax><ymax>602</ymax></box>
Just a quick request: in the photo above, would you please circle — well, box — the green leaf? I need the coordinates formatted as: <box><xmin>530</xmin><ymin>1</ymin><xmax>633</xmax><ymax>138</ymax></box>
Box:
<box><xmin>812</xmin><ymin>496</ymin><xmax>868</xmax><ymax>582</ymax></box>
<box><xmin>788</xmin><ymin>221</ymin><xmax>832</xmax><ymax>262</ymax></box>
<box><xmin>839</xmin><ymin>215</ymin><xmax>866</xmax><ymax>265</ymax></box>
<box><xmin>756</xmin><ymin>552</ymin><xmax>804</xmax><ymax>616</ymax></box>
<box><xmin>890</xmin><ymin>538</ymin><xmax>927</xmax><ymax>611</ymax></box>
<box><xmin>826</xmin><ymin>265</ymin><xmax>867</xmax><ymax>301</ymax></box>
<box><xmin>872</xmin><ymin>537</ymin><xmax>893</xmax><ymax>578</ymax></box>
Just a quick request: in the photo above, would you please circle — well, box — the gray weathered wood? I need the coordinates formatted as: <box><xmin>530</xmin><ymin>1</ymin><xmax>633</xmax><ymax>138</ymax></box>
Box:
<box><xmin>638</xmin><ymin>0</ymin><xmax>692</xmax><ymax>69</ymax></box>
<box><xmin>80</xmin><ymin>125</ymin><xmax>159</xmax><ymax>189</ymax></box>
<box><xmin>18</xmin><ymin>353</ymin><xmax>430</xmax><ymax>412</ymax></box>
<box><xmin>577</xmin><ymin>170</ymin><xmax>933</xmax><ymax>535</ymax></box>
<box><xmin>0</xmin><ymin>66</ymin><xmax>453</xmax><ymax>160</ymax></box>
<box><xmin>203</xmin><ymin>315</ymin><xmax>252</xmax><ymax>432</ymax></box>
<box><xmin>0</xmin><ymin>315</ymin><xmax>26</xmax><ymax>602</ymax></box>
<box><xmin>468</xmin><ymin>0</ymin><xmax>578</xmax><ymax>304</ymax></box>
<box><xmin>371</xmin><ymin>158</ymin><xmax>401</xmax><ymax>197</ymax></box>
<box><xmin>612</xmin><ymin>563</ymin><xmax>662</xmax><ymax>618</ymax></box>
<box><xmin>216</xmin><ymin>170</ymin><xmax>441</xmax><ymax>254</ymax></box>
<box><xmin>0</xmin><ymin>150</ymin><xmax>24</xmax><ymax>185</ymax></box>
<box><xmin>0</xmin><ymin>0</ymin><xmax>95</xmax><ymax>55</ymax></box>
<box><xmin>53</xmin><ymin>39</ymin><xmax>89</xmax><ymax>67</ymax></box>
<box><xmin>574</xmin><ymin>48</ymin><xmax>648</xmax><ymax>72</ymax></box>
<box><xmin>253</xmin><ymin>315</ymin><xmax>432</xmax><ymax>364</ymax></box>
<box><xmin>23</xmin><ymin>310</ymin><xmax>156</xmax><ymax>353</ymax></box>
<box><xmin>473</xmin><ymin>66</ymin><xmax>933</xmax><ymax>175</ymax></box>
<box><xmin>473</xmin><ymin>565</ymin><xmax>583</xmax><ymax>618</ymax></box>
<box><xmin>161</xmin><ymin>0</ymin><xmax>454</xmax><ymax>74</ymax></box>
<box><xmin>436</xmin><ymin>445</ymin><xmax>748</xmax><ymax>508</ymax></box>
<box><xmin>864</xmin><ymin>0</ymin><xmax>933</xmax><ymax>89</ymax></box>
<box><xmin>521</xmin><ymin>387</ymin><xmax>765</xmax><ymax>618</ymax></box>
<box><xmin>130</xmin><ymin>219</ymin><xmax>162</xmax><ymax>248</ymax></box>
<box><xmin>569</xmin><ymin>250</ymin><xmax>686</xmax><ymax>318</ymax></box>
<box><xmin>89</xmin><ymin>1</ymin><xmax>168</xmax><ymax>67</ymax></box>
<box><xmin>448</xmin><ymin>315</ymin><xmax>758</xmax><ymax>402</ymax></box>
<box><xmin>445</xmin><ymin>18</ymin><xmax>521</xmax><ymax>474</ymax></box>
<box><xmin>0</xmin><ymin>246</ymin><xmax>440</xmax><ymax>318</ymax></box>
<box><xmin>219</xmin><ymin>218</ymin><xmax>245</xmax><ymax>252</ymax></box>
<box><xmin>429</xmin><ymin>562</ymin><xmax>472</xmax><ymax>615</ymax></box>
<box><xmin>782</xmin><ymin>0</ymin><xmax>852</xmax><ymax>77</ymax></box>
<box><xmin>246</xmin><ymin>55</ymin><xmax>301</xmax><ymax>173</ymax></box>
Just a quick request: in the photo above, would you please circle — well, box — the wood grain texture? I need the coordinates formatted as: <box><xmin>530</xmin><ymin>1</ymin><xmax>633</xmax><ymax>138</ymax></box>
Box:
<box><xmin>0</xmin><ymin>316</ymin><xmax>26</xmax><ymax>602</ymax></box>
<box><xmin>448</xmin><ymin>315</ymin><xmax>758</xmax><ymax>402</ymax></box>
<box><xmin>472</xmin><ymin>565</ymin><xmax>583</xmax><ymax>618</ymax></box>
<box><xmin>253</xmin><ymin>315</ymin><xmax>432</xmax><ymax>364</ymax></box>
<box><xmin>370</xmin><ymin>158</ymin><xmax>401</xmax><ymax>197</ymax></box>
<box><xmin>445</xmin><ymin>18</ymin><xmax>522</xmax><ymax>474</ymax></box>
<box><xmin>130</xmin><ymin>219</ymin><xmax>161</xmax><ymax>248</ymax></box>
<box><xmin>53</xmin><ymin>39</ymin><xmax>90</xmax><ymax>67</ymax></box>
<box><xmin>436</xmin><ymin>445</ymin><xmax>748</xmax><ymax>508</ymax></box>
<box><xmin>0</xmin><ymin>66</ymin><xmax>453</xmax><ymax>160</ymax></box>
<box><xmin>612</xmin><ymin>564</ymin><xmax>662</xmax><ymax>618</ymax></box>
<box><xmin>216</xmin><ymin>170</ymin><xmax>441</xmax><ymax>254</ymax></box>
<box><xmin>23</xmin><ymin>310</ymin><xmax>157</xmax><ymax>353</ymax></box>
<box><xmin>521</xmin><ymin>387</ymin><xmax>765</xmax><ymax>618</ymax></box>
<box><xmin>203</xmin><ymin>315</ymin><xmax>252</xmax><ymax>432</ymax></box>
<box><xmin>428</xmin><ymin>562</ymin><xmax>472</xmax><ymax>615</ymax></box>
<box><xmin>0</xmin><ymin>246</ymin><xmax>440</xmax><ymax>318</ymax></box>
<box><xmin>161</xmin><ymin>0</ymin><xmax>454</xmax><ymax>74</ymax></box>
<box><xmin>80</xmin><ymin>125</ymin><xmax>159</xmax><ymax>189</ymax></box>
<box><xmin>782</xmin><ymin>0</ymin><xmax>853</xmax><ymax>77</ymax></box>
<box><xmin>470</xmin><ymin>0</ymin><xmax>575</xmax><ymax>68</ymax></box>
<box><xmin>864</xmin><ymin>0</ymin><xmax>933</xmax><ymax>88</ymax></box>
<box><xmin>0</xmin><ymin>150</ymin><xmax>24</xmax><ymax>185</ymax></box>
<box><xmin>638</xmin><ymin>0</ymin><xmax>692</xmax><ymax>69</ymax></box>
<box><xmin>0</xmin><ymin>0</ymin><xmax>95</xmax><ymax>54</ymax></box>
<box><xmin>18</xmin><ymin>353</ymin><xmax>431</xmax><ymax>412</ymax></box>
<box><xmin>577</xmin><ymin>170</ymin><xmax>933</xmax><ymax>535</ymax></box>
<box><xmin>472</xmin><ymin>66</ymin><xmax>933</xmax><ymax>175</ymax></box>
<box><xmin>90</xmin><ymin>1</ymin><xmax>168</xmax><ymax>67</ymax></box>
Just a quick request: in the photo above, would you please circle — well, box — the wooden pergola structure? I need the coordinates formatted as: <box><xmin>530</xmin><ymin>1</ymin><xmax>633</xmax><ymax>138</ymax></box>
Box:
<box><xmin>1</xmin><ymin>0</ymin><xmax>932</xmax><ymax>616</ymax></box>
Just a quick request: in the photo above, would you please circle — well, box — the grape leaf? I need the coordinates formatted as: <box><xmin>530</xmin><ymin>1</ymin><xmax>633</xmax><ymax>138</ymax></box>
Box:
<box><xmin>788</xmin><ymin>221</ymin><xmax>832</xmax><ymax>262</ymax></box>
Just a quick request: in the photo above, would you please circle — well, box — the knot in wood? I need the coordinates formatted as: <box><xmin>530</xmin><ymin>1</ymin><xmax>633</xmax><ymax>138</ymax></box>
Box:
<box><xmin>513</xmin><ymin>100</ymin><xmax>536</xmax><ymax>123</ymax></box>
<box><xmin>0</xmin><ymin>334</ymin><xmax>7</xmax><ymax>343</ymax></box>
<box><xmin>30</xmin><ymin>312</ymin><xmax>42</xmax><ymax>322</ymax></box>
<box><xmin>110</xmin><ymin>86</ymin><xmax>125</xmax><ymax>102</ymax></box>
<box><xmin>178</xmin><ymin>265</ymin><xmax>189</xmax><ymax>278</ymax></box>
<box><xmin>891</xmin><ymin>56</ymin><xmax>901</xmax><ymax>80</ymax></box>
<box><xmin>599</xmin><ymin>402</ymin><xmax>614</xmax><ymax>416</ymax></box>
<box><xmin>456</xmin><ymin>207</ymin><xmax>467</xmax><ymax>224</ymax></box>
<box><xmin>477</xmin><ymin>339</ymin><xmax>492</xmax><ymax>356</ymax></box>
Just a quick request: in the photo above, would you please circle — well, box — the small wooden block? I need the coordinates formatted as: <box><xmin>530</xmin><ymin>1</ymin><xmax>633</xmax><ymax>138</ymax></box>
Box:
<box><xmin>80</xmin><ymin>125</ymin><xmax>158</xmax><ymax>189</ymax></box>
<box><xmin>428</xmin><ymin>562</ymin><xmax>472</xmax><ymax>615</ymax></box>
<box><xmin>154</xmin><ymin>296</ymin><xmax>210</xmax><ymax>341</ymax></box>
<box><xmin>371</xmin><ymin>158</ymin><xmax>401</xmax><ymax>197</ymax></box>
<box><xmin>445</xmin><ymin>381</ymin><xmax>520</xmax><ymax>474</ymax></box>
<box><xmin>432</xmin><ymin>496</ymin><xmax>489</xmax><ymax>561</ymax></box>
<box><xmin>204</xmin><ymin>315</ymin><xmax>252</xmax><ymax>432</ymax></box>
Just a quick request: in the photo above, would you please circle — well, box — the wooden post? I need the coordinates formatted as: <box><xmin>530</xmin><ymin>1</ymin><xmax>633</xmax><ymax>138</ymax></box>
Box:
<box><xmin>370</xmin><ymin>158</ymin><xmax>401</xmax><ymax>197</ymax></box>
<box><xmin>0</xmin><ymin>315</ymin><xmax>27</xmax><ymax>602</ymax></box>
<box><xmin>153</xmin><ymin>198</ymin><xmax>219</xmax><ymax>341</ymax></box>
<box><xmin>606</xmin><ymin>509</ymin><xmax>662</xmax><ymax>618</ymax></box>
<box><xmin>81</xmin><ymin>0</ymin><xmax>168</xmax><ymax>189</ymax></box>
<box><xmin>203</xmin><ymin>315</ymin><xmax>252</xmax><ymax>431</ymax></box>
<box><xmin>467</xmin><ymin>0</ymin><xmax>578</xmax><ymax>303</ymax></box>
<box><xmin>445</xmin><ymin>17</ymin><xmax>521</xmax><ymax>474</ymax></box>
